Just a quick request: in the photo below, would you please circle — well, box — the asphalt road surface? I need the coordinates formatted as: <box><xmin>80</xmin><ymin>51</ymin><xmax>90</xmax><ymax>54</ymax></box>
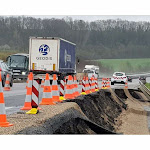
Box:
<box><xmin>3</xmin><ymin>77</ymin><xmax>150</xmax><ymax>115</ymax></box>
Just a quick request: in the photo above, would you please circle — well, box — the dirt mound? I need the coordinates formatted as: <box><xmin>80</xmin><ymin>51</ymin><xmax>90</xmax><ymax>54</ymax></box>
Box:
<box><xmin>15</xmin><ymin>90</ymin><xmax>125</xmax><ymax>134</ymax></box>
<box><xmin>65</xmin><ymin>90</ymin><xmax>126</xmax><ymax>132</ymax></box>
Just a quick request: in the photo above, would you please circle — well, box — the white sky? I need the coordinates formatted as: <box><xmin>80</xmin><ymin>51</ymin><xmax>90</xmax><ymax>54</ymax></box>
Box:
<box><xmin>1</xmin><ymin>0</ymin><xmax>150</xmax><ymax>22</ymax></box>
<box><xmin>32</xmin><ymin>15</ymin><xmax>150</xmax><ymax>22</ymax></box>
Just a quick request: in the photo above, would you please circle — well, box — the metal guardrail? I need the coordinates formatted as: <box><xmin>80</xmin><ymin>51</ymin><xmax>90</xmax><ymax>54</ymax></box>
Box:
<box><xmin>139</xmin><ymin>81</ymin><xmax>150</xmax><ymax>100</ymax></box>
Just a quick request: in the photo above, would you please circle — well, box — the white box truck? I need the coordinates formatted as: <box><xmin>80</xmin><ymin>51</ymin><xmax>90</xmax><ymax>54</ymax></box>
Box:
<box><xmin>29</xmin><ymin>37</ymin><xmax>76</xmax><ymax>80</ymax></box>
<box><xmin>82</xmin><ymin>65</ymin><xmax>99</xmax><ymax>78</ymax></box>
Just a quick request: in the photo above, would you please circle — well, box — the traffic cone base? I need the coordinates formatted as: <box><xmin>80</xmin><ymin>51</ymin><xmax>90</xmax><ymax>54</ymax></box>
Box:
<box><xmin>80</xmin><ymin>92</ymin><xmax>87</xmax><ymax>95</ymax></box>
<box><xmin>40</xmin><ymin>98</ymin><xmax>56</xmax><ymax>105</ymax></box>
<box><xmin>20</xmin><ymin>102</ymin><xmax>32</xmax><ymax>110</ymax></box>
<box><xmin>59</xmin><ymin>96</ymin><xmax>66</xmax><ymax>101</ymax></box>
<box><xmin>26</xmin><ymin>108</ymin><xmax>39</xmax><ymax>114</ymax></box>
<box><xmin>4</xmin><ymin>87</ymin><xmax>11</xmax><ymax>91</ymax></box>
<box><xmin>0</xmin><ymin>115</ymin><xmax>13</xmax><ymax>127</ymax></box>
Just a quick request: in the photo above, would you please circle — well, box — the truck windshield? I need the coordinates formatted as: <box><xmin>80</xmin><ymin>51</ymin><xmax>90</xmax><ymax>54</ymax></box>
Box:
<box><xmin>8</xmin><ymin>55</ymin><xmax>28</xmax><ymax>69</ymax></box>
<box><xmin>83</xmin><ymin>70</ymin><xmax>94</xmax><ymax>73</ymax></box>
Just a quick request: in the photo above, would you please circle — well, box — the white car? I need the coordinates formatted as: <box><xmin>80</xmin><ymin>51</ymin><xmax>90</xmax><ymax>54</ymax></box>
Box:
<box><xmin>111</xmin><ymin>72</ymin><xmax>127</xmax><ymax>85</ymax></box>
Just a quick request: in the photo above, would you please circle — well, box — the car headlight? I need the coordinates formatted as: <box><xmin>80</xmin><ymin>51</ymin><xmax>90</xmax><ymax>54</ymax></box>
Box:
<box><xmin>22</xmin><ymin>72</ymin><xmax>26</xmax><ymax>75</ymax></box>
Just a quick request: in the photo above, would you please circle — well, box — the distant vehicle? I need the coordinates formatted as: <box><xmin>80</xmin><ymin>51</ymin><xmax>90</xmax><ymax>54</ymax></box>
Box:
<box><xmin>127</xmin><ymin>76</ymin><xmax>132</xmax><ymax>82</ymax></box>
<box><xmin>0</xmin><ymin>60</ymin><xmax>13</xmax><ymax>87</ymax></box>
<box><xmin>139</xmin><ymin>76</ymin><xmax>146</xmax><ymax>84</ymax></box>
<box><xmin>82</xmin><ymin>65</ymin><xmax>99</xmax><ymax>79</ymax></box>
<box><xmin>6</xmin><ymin>53</ymin><xmax>29</xmax><ymax>80</ymax></box>
<box><xmin>111</xmin><ymin>72</ymin><xmax>127</xmax><ymax>85</ymax></box>
<box><xmin>29</xmin><ymin>37</ymin><xmax>76</xmax><ymax>80</ymax></box>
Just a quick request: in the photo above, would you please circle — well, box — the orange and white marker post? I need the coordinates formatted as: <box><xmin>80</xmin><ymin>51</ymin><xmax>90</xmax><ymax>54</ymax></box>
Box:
<box><xmin>0</xmin><ymin>71</ymin><xmax>13</xmax><ymax>127</ymax></box>
<box><xmin>81</xmin><ymin>76</ymin><xmax>87</xmax><ymax>95</ymax></box>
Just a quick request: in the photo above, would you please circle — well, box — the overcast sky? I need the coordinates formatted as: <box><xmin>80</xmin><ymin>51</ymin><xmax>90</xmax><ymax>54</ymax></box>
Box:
<box><xmin>32</xmin><ymin>15</ymin><xmax>150</xmax><ymax>22</ymax></box>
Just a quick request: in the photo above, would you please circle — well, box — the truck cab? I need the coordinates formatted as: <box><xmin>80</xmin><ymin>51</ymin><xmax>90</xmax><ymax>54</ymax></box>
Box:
<box><xmin>6</xmin><ymin>53</ymin><xmax>29</xmax><ymax>80</ymax></box>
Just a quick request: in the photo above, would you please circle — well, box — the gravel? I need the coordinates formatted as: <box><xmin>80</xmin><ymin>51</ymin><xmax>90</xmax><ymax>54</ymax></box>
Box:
<box><xmin>0</xmin><ymin>102</ymin><xmax>83</xmax><ymax>134</ymax></box>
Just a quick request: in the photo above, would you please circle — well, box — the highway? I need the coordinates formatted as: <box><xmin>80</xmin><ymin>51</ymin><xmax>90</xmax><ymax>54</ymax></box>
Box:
<box><xmin>3</xmin><ymin>77</ymin><xmax>150</xmax><ymax>115</ymax></box>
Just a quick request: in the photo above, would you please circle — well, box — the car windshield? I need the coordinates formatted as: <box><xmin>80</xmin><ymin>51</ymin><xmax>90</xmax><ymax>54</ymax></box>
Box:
<box><xmin>115</xmin><ymin>73</ymin><xmax>124</xmax><ymax>76</ymax></box>
<box><xmin>83</xmin><ymin>70</ymin><xmax>94</xmax><ymax>73</ymax></box>
<box><xmin>8</xmin><ymin>55</ymin><xmax>27</xmax><ymax>69</ymax></box>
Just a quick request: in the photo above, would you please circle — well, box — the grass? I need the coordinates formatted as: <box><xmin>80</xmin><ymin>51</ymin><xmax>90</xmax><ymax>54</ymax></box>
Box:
<box><xmin>0</xmin><ymin>50</ymin><xmax>19</xmax><ymax>61</ymax></box>
<box><xmin>95</xmin><ymin>58</ymin><xmax>150</xmax><ymax>73</ymax></box>
<box><xmin>145</xmin><ymin>83</ymin><xmax>150</xmax><ymax>89</ymax></box>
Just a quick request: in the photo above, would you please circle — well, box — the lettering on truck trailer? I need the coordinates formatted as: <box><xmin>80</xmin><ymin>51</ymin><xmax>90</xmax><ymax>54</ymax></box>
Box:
<box><xmin>64</xmin><ymin>49</ymin><xmax>71</xmax><ymax>66</ymax></box>
<box><xmin>36</xmin><ymin>44</ymin><xmax>52</xmax><ymax>60</ymax></box>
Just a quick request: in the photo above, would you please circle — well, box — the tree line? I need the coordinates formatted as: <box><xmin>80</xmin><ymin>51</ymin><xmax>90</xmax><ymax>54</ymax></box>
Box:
<box><xmin>0</xmin><ymin>16</ymin><xmax>150</xmax><ymax>59</ymax></box>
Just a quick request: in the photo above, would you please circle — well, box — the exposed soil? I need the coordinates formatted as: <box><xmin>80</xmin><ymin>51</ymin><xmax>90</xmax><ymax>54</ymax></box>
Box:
<box><xmin>116</xmin><ymin>89</ymin><xmax>150</xmax><ymax>135</ymax></box>
<box><xmin>65</xmin><ymin>90</ymin><xmax>126</xmax><ymax>132</ymax></box>
<box><xmin>0</xmin><ymin>88</ymin><xmax>149</xmax><ymax>134</ymax></box>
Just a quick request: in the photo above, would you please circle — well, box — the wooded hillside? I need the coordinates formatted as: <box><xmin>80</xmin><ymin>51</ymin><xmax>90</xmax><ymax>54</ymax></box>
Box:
<box><xmin>0</xmin><ymin>16</ymin><xmax>150</xmax><ymax>59</ymax></box>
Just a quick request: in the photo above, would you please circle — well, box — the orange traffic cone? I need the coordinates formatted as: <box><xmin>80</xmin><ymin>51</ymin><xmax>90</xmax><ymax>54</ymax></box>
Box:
<box><xmin>40</xmin><ymin>73</ymin><xmax>55</xmax><ymax>105</ymax></box>
<box><xmin>65</xmin><ymin>75</ymin><xmax>74</xmax><ymax>99</ymax></box>
<box><xmin>73</xmin><ymin>76</ymin><xmax>80</xmax><ymax>97</ymax></box>
<box><xmin>4</xmin><ymin>74</ymin><xmax>11</xmax><ymax>91</ymax></box>
<box><xmin>91</xmin><ymin>77</ymin><xmax>96</xmax><ymax>92</ymax></box>
<box><xmin>40</xmin><ymin>76</ymin><xmax>45</xmax><ymax>89</ymax></box>
<box><xmin>20</xmin><ymin>72</ymin><xmax>33</xmax><ymax>110</ymax></box>
<box><xmin>124</xmin><ymin>80</ymin><xmax>128</xmax><ymax>89</ymax></box>
<box><xmin>26</xmin><ymin>74</ymin><xmax>29</xmax><ymax>89</ymax></box>
<box><xmin>101</xmin><ymin>78</ymin><xmax>107</xmax><ymax>89</ymax></box>
<box><xmin>52</xmin><ymin>74</ymin><xmax>61</xmax><ymax>102</ymax></box>
<box><xmin>0</xmin><ymin>72</ymin><xmax>13</xmax><ymax>127</ymax></box>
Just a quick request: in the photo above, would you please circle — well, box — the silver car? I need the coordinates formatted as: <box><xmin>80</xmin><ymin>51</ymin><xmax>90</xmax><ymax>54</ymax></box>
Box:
<box><xmin>0</xmin><ymin>60</ymin><xmax>13</xmax><ymax>87</ymax></box>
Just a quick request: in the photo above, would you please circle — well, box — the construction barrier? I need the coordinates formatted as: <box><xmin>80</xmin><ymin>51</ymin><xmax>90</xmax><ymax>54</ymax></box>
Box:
<box><xmin>26</xmin><ymin>79</ymin><xmax>41</xmax><ymax>114</ymax></box>
<box><xmin>0</xmin><ymin>71</ymin><xmax>13</xmax><ymax>127</ymax></box>
<box><xmin>81</xmin><ymin>76</ymin><xmax>87</xmax><ymax>95</ymax></box>
<box><xmin>59</xmin><ymin>79</ymin><xmax>66</xmax><ymax>100</ymax></box>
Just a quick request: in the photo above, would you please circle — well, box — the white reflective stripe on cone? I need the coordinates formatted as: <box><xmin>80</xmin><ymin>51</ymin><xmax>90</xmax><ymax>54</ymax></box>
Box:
<box><xmin>44</xmin><ymin>80</ymin><xmax>50</xmax><ymax>86</ymax></box>
<box><xmin>28</xmin><ymin>80</ymin><xmax>33</xmax><ymax>88</ymax></box>
<box><xmin>25</xmin><ymin>95</ymin><xmax>32</xmax><ymax>102</ymax></box>
<box><xmin>52</xmin><ymin>80</ymin><xmax>57</xmax><ymax>85</ymax></box>
<box><xmin>43</xmin><ymin>92</ymin><xmax>52</xmax><ymax>98</ymax></box>
<box><xmin>52</xmin><ymin>90</ymin><xmax>59</xmax><ymax>96</ymax></box>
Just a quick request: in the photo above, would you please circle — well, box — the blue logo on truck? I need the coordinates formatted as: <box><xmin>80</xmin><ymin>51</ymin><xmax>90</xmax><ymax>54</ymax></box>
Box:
<box><xmin>39</xmin><ymin>44</ymin><xmax>50</xmax><ymax>55</ymax></box>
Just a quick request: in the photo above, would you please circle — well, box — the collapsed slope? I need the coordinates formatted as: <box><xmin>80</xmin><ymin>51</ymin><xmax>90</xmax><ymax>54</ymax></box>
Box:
<box><xmin>16</xmin><ymin>90</ymin><xmax>126</xmax><ymax>134</ymax></box>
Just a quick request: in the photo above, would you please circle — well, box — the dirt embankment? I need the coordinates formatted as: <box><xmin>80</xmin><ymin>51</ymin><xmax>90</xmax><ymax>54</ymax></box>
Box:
<box><xmin>1</xmin><ymin>88</ymin><xmax>149</xmax><ymax>134</ymax></box>
<box><xmin>14</xmin><ymin>90</ymin><xmax>126</xmax><ymax>134</ymax></box>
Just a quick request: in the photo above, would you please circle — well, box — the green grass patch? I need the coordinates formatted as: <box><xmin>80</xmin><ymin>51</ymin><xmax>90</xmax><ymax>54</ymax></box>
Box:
<box><xmin>95</xmin><ymin>58</ymin><xmax>150</xmax><ymax>73</ymax></box>
<box><xmin>0</xmin><ymin>50</ymin><xmax>19</xmax><ymax>61</ymax></box>
<box><xmin>145</xmin><ymin>83</ymin><xmax>150</xmax><ymax>89</ymax></box>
